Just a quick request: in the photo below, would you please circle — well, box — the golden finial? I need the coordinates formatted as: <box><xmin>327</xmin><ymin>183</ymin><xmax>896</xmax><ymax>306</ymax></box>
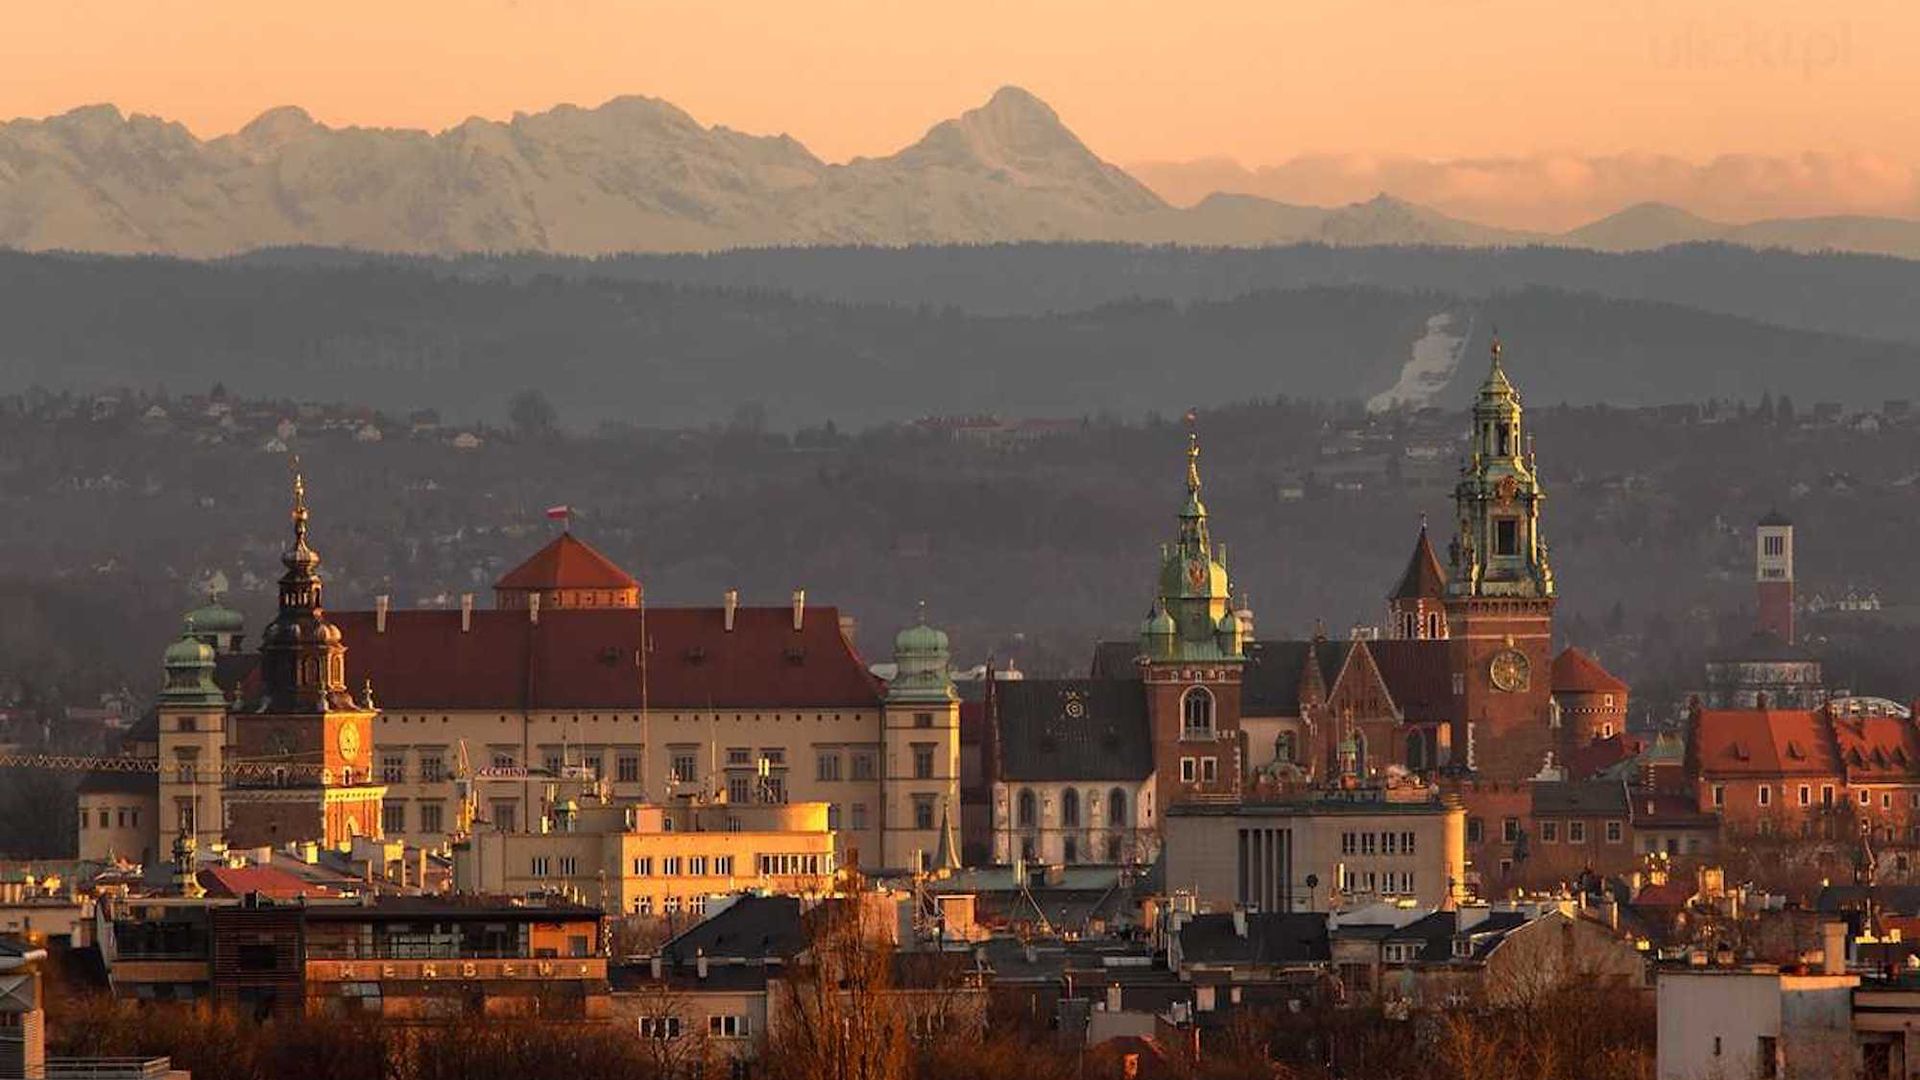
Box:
<box><xmin>289</xmin><ymin>456</ymin><xmax>310</xmax><ymax>543</ymax></box>
<box><xmin>1184</xmin><ymin>409</ymin><xmax>1201</xmax><ymax>495</ymax></box>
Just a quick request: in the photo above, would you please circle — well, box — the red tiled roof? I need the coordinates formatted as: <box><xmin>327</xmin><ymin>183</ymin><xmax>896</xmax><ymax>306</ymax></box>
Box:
<box><xmin>1552</xmin><ymin>647</ymin><xmax>1628</xmax><ymax>694</ymax></box>
<box><xmin>1694</xmin><ymin>709</ymin><xmax>1841</xmax><ymax>778</ymax></box>
<box><xmin>1390</xmin><ymin>526</ymin><xmax>1447</xmax><ymax>601</ymax></box>
<box><xmin>1363</xmin><ymin>640</ymin><xmax>1455</xmax><ymax>722</ymax></box>
<box><xmin>1563</xmin><ymin>733</ymin><xmax>1644</xmax><ymax>780</ymax></box>
<box><xmin>1830</xmin><ymin>713</ymin><xmax>1920</xmax><ymax>782</ymax></box>
<box><xmin>495</xmin><ymin>533</ymin><xmax>637</xmax><ymax>591</ymax></box>
<box><xmin>196</xmin><ymin>865</ymin><xmax>339</xmax><ymax>900</ymax></box>
<box><xmin>1633</xmin><ymin>879</ymin><xmax>1695</xmax><ymax>909</ymax></box>
<box><xmin>334</xmin><ymin>605</ymin><xmax>883</xmax><ymax>711</ymax></box>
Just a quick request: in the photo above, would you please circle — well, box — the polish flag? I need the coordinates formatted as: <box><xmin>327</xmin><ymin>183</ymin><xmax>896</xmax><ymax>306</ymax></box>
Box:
<box><xmin>545</xmin><ymin>505</ymin><xmax>571</xmax><ymax>522</ymax></box>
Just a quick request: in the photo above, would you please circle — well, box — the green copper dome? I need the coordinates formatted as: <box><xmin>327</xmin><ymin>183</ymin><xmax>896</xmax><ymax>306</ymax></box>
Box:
<box><xmin>888</xmin><ymin>606</ymin><xmax>957</xmax><ymax>704</ymax></box>
<box><xmin>894</xmin><ymin>619</ymin><xmax>950</xmax><ymax>657</ymax></box>
<box><xmin>160</xmin><ymin>618</ymin><xmax>225</xmax><ymax>706</ymax></box>
<box><xmin>1142</xmin><ymin>605</ymin><xmax>1177</xmax><ymax>638</ymax></box>
<box><xmin>164</xmin><ymin>634</ymin><xmax>215</xmax><ymax>667</ymax></box>
<box><xmin>184</xmin><ymin>596</ymin><xmax>244</xmax><ymax>637</ymax></box>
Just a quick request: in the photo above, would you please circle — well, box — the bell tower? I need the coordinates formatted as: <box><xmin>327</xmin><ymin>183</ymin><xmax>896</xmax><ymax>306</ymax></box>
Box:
<box><xmin>1387</xmin><ymin>520</ymin><xmax>1449</xmax><ymax>640</ymax></box>
<box><xmin>226</xmin><ymin>471</ymin><xmax>386</xmax><ymax>850</ymax></box>
<box><xmin>1444</xmin><ymin>338</ymin><xmax>1557</xmax><ymax>780</ymax></box>
<box><xmin>1142</xmin><ymin>423</ymin><xmax>1245</xmax><ymax>811</ymax></box>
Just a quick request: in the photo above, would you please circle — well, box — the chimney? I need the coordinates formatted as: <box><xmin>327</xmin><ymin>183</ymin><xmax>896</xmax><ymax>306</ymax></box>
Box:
<box><xmin>1822</xmin><ymin>920</ymin><xmax>1848</xmax><ymax>975</ymax></box>
<box><xmin>460</xmin><ymin>593</ymin><xmax>474</xmax><ymax>633</ymax></box>
<box><xmin>529</xmin><ymin>591</ymin><xmax>541</xmax><ymax>625</ymax></box>
<box><xmin>375</xmin><ymin>594</ymin><xmax>390</xmax><ymax>633</ymax></box>
<box><xmin>791</xmin><ymin>589</ymin><xmax>806</xmax><ymax>631</ymax></box>
<box><xmin>724</xmin><ymin>588</ymin><xmax>739</xmax><ymax>632</ymax></box>
<box><xmin>696</xmin><ymin>948</ymin><xmax>709</xmax><ymax>980</ymax></box>
<box><xmin>1232</xmin><ymin>909</ymin><xmax>1248</xmax><ymax>938</ymax></box>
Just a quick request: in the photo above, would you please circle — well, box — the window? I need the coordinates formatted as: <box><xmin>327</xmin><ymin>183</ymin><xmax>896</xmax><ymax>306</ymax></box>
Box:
<box><xmin>914</xmin><ymin>797</ymin><xmax>935</xmax><ymax>831</ymax></box>
<box><xmin>617</xmin><ymin>754</ymin><xmax>640</xmax><ymax>783</ymax></box>
<box><xmin>759</xmin><ymin>749</ymin><xmax>786</xmax><ymax>767</ymax></box>
<box><xmin>663</xmin><ymin>896</ymin><xmax>680</xmax><ymax>915</ymax></box>
<box><xmin>671</xmin><ymin>753</ymin><xmax>697</xmax><ymax>784</ymax></box>
<box><xmin>851</xmin><ymin>803</ymin><xmax>869</xmax><ymax>830</ymax></box>
<box><xmin>851</xmin><ymin>751</ymin><xmax>877</xmax><ymax>780</ymax></box>
<box><xmin>1764</xmin><ymin>535</ymin><xmax>1785</xmax><ymax>557</ymax></box>
<box><xmin>1822</xmin><ymin>785</ymin><xmax>1835</xmax><ymax>806</ymax></box>
<box><xmin>1201</xmin><ymin>757</ymin><xmax>1219</xmax><ymax>783</ymax></box>
<box><xmin>1180</xmin><ymin>757</ymin><xmax>1197</xmax><ymax>783</ymax></box>
<box><xmin>1757</xmin><ymin>785</ymin><xmax>1772</xmax><ymax>807</ymax></box>
<box><xmin>914</xmin><ymin>711</ymin><xmax>933</xmax><ymax>728</ymax></box>
<box><xmin>715</xmin><ymin>855</ymin><xmax>733</xmax><ymax>876</ymax></box>
<box><xmin>1061</xmin><ymin>788</ymin><xmax>1080</xmax><ymax>827</ymax></box>
<box><xmin>491</xmin><ymin>751</ymin><xmax>516</xmax><ymax>769</ymax></box>
<box><xmin>1861</xmin><ymin>789</ymin><xmax>1873</xmax><ymax>806</ymax></box>
<box><xmin>1181</xmin><ymin>688</ymin><xmax>1215</xmax><ymax>739</ymax></box>
<box><xmin>419</xmin><ymin>755</ymin><xmax>444</xmax><ymax>783</ymax></box>
<box><xmin>1884</xmin><ymin>793</ymin><xmax>1894</xmax><ymax>810</ymax></box>
<box><xmin>1451</xmin><ymin>672</ymin><xmax>1466</xmax><ymax>696</ymax></box>
<box><xmin>817</xmin><ymin>752</ymin><xmax>842</xmax><ymax>782</ymax></box>
<box><xmin>543</xmin><ymin>753</ymin><xmax>564</xmax><ymax>775</ymax></box>
<box><xmin>419</xmin><ymin>802</ymin><xmax>443</xmax><ymax>834</ymax></box>
<box><xmin>663</xmin><ymin>856</ymin><xmax>682</xmax><ymax>876</ymax></box>
<box><xmin>1568</xmin><ymin>821</ymin><xmax>1587</xmax><ymax>844</ymax></box>
<box><xmin>1362</xmin><ymin>832</ymin><xmax>1377</xmax><ymax>856</ymax></box>
<box><xmin>1341</xmin><ymin>831</ymin><xmax>1357</xmax><ymax>856</ymax></box>
<box><xmin>381</xmin><ymin>801</ymin><xmax>406</xmax><ymax>835</ymax></box>
<box><xmin>491</xmin><ymin>801</ymin><xmax>518</xmax><ymax>833</ymax></box>
<box><xmin>1758</xmin><ymin>1035</ymin><xmax>1778</xmax><ymax>1078</ymax></box>
<box><xmin>530</xmin><ymin>856</ymin><xmax>551</xmax><ymax>877</ymax></box>
<box><xmin>709</xmin><ymin>1014</ymin><xmax>752</xmax><ymax>1038</ymax></box>
<box><xmin>1494</xmin><ymin>518</ymin><xmax>1518</xmax><ymax>556</ymax></box>
<box><xmin>1539</xmin><ymin>820</ymin><xmax>1558</xmax><ymax>843</ymax></box>
<box><xmin>1711</xmin><ymin>784</ymin><xmax>1725</xmax><ymax>808</ymax></box>
<box><xmin>1502</xmin><ymin>817</ymin><xmax>1520</xmax><ymax>844</ymax></box>
<box><xmin>1109</xmin><ymin>788</ymin><xmax>1128</xmax><ymax>827</ymax></box>
<box><xmin>688</xmin><ymin>856</ymin><xmax>707</xmax><ymax>876</ymax></box>
<box><xmin>728</xmin><ymin>776</ymin><xmax>752</xmax><ymax>804</ymax></box>
<box><xmin>1605</xmin><ymin>820</ymin><xmax>1624</xmax><ymax>844</ymax></box>
<box><xmin>632</xmin><ymin>857</ymin><xmax>654</xmax><ymax>876</ymax></box>
<box><xmin>727</xmin><ymin>747</ymin><xmax>752</xmax><ymax>767</ymax></box>
<box><xmin>584</xmin><ymin>754</ymin><xmax>603</xmax><ymax>780</ymax></box>
<box><xmin>381</xmin><ymin>754</ymin><xmax>406</xmax><ymax>784</ymax></box>
<box><xmin>640</xmin><ymin>1017</ymin><xmax>682</xmax><ymax>1040</ymax></box>
<box><xmin>1382</xmin><ymin>831</ymin><xmax>1397</xmax><ymax>855</ymax></box>
<box><xmin>1466</xmin><ymin>817</ymin><xmax>1483</xmax><ymax>844</ymax></box>
<box><xmin>1798</xmin><ymin>785</ymin><xmax>1811</xmax><ymax>806</ymax></box>
<box><xmin>1402</xmin><ymin>831</ymin><xmax>1416</xmax><ymax>855</ymax></box>
<box><xmin>913</xmin><ymin>744</ymin><xmax>935</xmax><ymax>780</ymax></box>
<box><xmin>559</xmin><ymin>856</ymin><xmax>578</xmax><ymax>876</ymax></box>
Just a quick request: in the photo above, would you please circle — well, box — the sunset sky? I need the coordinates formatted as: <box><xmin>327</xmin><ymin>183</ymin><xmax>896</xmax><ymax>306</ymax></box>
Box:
<box><xmin>4</xmin><ymin>0</ymin><xmax>1916</xmax><ymax>226</ymax></box>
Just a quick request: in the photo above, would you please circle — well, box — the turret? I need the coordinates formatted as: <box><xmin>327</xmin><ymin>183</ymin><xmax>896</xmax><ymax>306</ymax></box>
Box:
<box><xmin>257</xmin><ymin>471</ymin><xmax>352</xmax><ymax>713</ymax></box>
<box><xmin>1448</xmin><ymin>336</ymin><xmax>1554</xmax><ymax>601</ymax></box>
<box><xmin>1388</xmin><ymin>520</ymin><xmax>1449</xmax><ymax>640</ymax></box>
<box><xmin>1149</xmin><ymin>426</ymin><xmax>1241</xmax><ymax>662</ymax></box>
<box><xmin>882</xmin><ymin>606</ymin><xmax>961</xmax><ymax>872</ymax></box>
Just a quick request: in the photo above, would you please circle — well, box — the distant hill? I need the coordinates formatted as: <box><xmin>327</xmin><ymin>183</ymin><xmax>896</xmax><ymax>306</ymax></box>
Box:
<box><xmin>4</xmin><ymin>88</ymin><xmax>1920</xmax><ymax>258</ymax></box>
<box><xmin>2</xmin><ymin>251</ymin><xmax>1917</xmax><ymax>427</ymax></box>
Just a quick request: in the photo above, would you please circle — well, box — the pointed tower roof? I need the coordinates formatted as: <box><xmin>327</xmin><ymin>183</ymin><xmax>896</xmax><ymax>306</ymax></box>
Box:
<box><xmin>1551</xmin><ymin>647</ymin><xmax>1629</xmax><ymax>694</ymax></box>
<box><xmin>1479</xmin><ymin>333</ymin><xmax>1517</xmax><ymax>401</ymax></box>
<box><xmin>1391</xmin><ymin>522</ymin><xmax>1447</xmax><ymax>601</ymax></box>
<box><xmin>495</xmin><ymin>532</ymin><xmax>638</xmax><ymax>591</ymax></box>
<box><xmin>932</xmin><ymin>799</ymin><xmax>961</xmax><ymax>873</ymax></box>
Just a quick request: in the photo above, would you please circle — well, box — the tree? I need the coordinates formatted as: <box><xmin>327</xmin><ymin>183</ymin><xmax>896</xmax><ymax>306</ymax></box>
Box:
<box><xmin>508</xmin><ymin>389</ymin><xmax>560</xmax><ymax>441</ymax></box>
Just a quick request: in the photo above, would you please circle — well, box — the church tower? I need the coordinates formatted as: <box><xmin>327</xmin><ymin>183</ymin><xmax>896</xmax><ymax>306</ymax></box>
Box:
<box><xmin>1387</xmin><ymin>521</ymin><xmax>1449</xmax><ymax>640</ymax></box>
<box><xmin>225</xmin><ymin>473</ymin><xmax>385</xmax><ymax>849</ymax></box>
<box><xmin>1444</xmin><ymin>338</ymin><xmax>1557</xmax><ymax>780</ymax></box>
<box><xmin>1141</xmin><ymin>426</ymin><xmax>1245</xmax><ymax>811</ymax></box>
<box><xmin>1755</xmin><ymin>510</ymin><xmax>1795</xmax><ymax>644</ymax></box>
<box><xmin>882</xmin><ymin>609</ymin><xmax>960</xmax><ymax>872</ymax></box>
<box><xmin>155</xmin><ymin>617</ymin><xmax>229</xmax><ymax>856</ymax></box>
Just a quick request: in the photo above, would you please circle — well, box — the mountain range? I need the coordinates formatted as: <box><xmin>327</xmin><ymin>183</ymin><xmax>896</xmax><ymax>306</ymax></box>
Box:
<box><xmin>4</xmin><ymin>86</ymin><xmax>1920</xmax><ymax>258</ymax></box>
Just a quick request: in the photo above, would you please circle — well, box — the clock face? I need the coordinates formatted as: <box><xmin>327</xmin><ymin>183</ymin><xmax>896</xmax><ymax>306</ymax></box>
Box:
<box><xmin>1489</xmin><ymin>650</ymin><xmax>1531</xmax><ymax>693</ymax></box>
<box><xmin>336</xmin><ymin>721</ymin><xmax>361</xmax><ymax>761</ymax></box>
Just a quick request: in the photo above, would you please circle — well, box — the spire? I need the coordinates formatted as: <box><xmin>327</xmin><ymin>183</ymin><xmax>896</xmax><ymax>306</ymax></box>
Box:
<box><xmin>1178</xmin><ymin>412</ymin><xmax>1210</xmax><ymax>552</ymax></box>
<box><xmin>933</xmin><ymin>799</ymin><xmax>961</xmax><ymax>873</ymax></box>
<box><xmin>258</xmin><ymin>468</ymin><xmax>350</xmax><ymax>713</ymax></box>
<box><xmin>1391</xmin><ymin>520</ymin><xmax>1448</xmax><ymax>601</ymax></box>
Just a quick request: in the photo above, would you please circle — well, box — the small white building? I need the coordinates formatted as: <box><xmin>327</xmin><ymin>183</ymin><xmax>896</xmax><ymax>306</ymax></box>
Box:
<box><xmin>1657</xmin><ymin>932</ymin><xmax>1857</xmax><ymax>1080</ymax></box>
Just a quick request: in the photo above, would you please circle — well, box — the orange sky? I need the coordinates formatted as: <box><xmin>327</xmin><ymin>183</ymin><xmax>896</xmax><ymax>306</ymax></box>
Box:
<box><xmin>2</xmin><ymin>0</ymin><xmax>1912</xmax><ymax>167</ymax></box>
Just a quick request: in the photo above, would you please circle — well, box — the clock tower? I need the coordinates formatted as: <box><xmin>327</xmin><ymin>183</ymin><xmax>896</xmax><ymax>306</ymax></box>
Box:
<box><xmin>1444</xmin><ymin>338</ymin><xmax>1557</xmax><ymax>781</ymax></box>
<box><xmin>225</xmin><ymin>473</ymin><xmax>386</xmax><ymax>849</ymax></box>
<box><xmin>1141</xmin><ymin>425</ymin><xmax>1246</xmax><ymax>812</ymax></box>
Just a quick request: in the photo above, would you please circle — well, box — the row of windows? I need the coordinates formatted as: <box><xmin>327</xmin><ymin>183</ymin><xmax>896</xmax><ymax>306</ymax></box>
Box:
<box><xmin>80</xmin><ymin>807</ymin><xmax>142</xmax><ymax>830</ymax></box>
<box><xmin>1016</xmin><ymin>834</ymin><xmax>1133</xmax><ymax>865</ymax></box>
<box><xmin>630</xmin><ymin>894</ymin><xmax>711</xmax><ymax>918</ymax></box>
<box><xmin>1714</xmin><ymin>783</ymin><xmax>1920</xmax><ymax>810</ymax></box>
<box><xmin>1537</xmin><ymin>819</ymin><xmax>1624</xmax><ymax>844</ymax></box>
<box><xmin>628</xmin><ymin>855</ymin><xmax>737</xmax><ymax>877</ymax></box>
<box><xmin>1014</xmin><ymin>788</ymin><xmax>1133</xmax><ymax>829</ymax></box>
<box><xmin>1339</xmin><ymin>831</ymin><xmax>1419</xmax><ymax>856</ymax></box>
<box><xmin>1339</xmin><ymin>868</ymin><xmax>1416</xmax><ymax>894</ymax></box>
<box><xmin>757</xmin><ymin>854</ymin><xmax>829</xmax><ymax>877</ymax></box>
<box><xmin>1179</xmin><ymin>757</ymin><xmax>1219</xmax><ymax>785</ymax></box>
<box><xmin>637</xmin><ymin>1014</ymin><xmax>752</xmax><ymax>1039</ymax></box>
<box><xmin>380</xmin><ymin>802</ymin><xmax>445</xmax><ymax>834</ymax></box>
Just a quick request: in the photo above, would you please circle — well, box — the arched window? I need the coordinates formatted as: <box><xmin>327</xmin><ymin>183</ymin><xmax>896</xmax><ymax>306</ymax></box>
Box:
<box><xmin>1108</xmin><ymin>788</ymin><xmax>1128</xmax><ymax>828</ymax></box>
<box><xmin>1061</xmin><ymin>788</ymin><xmax>1080</xmax><ymax>828</ymax></box>
<box><xmin>1016</xmin><ymin>789</ymin><xmax>1036</xmax><ymax>829</ymax></box>
<box><xmin>1275</xmin><ymin>732</ymin><xmax>1296</xmax><ymax>765</ymax></box>
<box><xmin>1181</xmin><ymin>687</ymin><xmax>1215</xmax><ymax>739</ymax></box>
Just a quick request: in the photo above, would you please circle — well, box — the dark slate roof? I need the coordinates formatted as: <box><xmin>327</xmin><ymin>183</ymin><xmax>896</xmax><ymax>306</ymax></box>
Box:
<box><xmin>1090</xmin><ymin>641</ymin><xmax>1144</xmax><ymax>681</ymax></box>
<box><xmin>1390</xmin><ymin>526</ymin><xmax>1447</xmax><ymax>601</ymax></box>
<box><xmin>1365</xmin><ymin>640</ymin><xmax>1455</xmax><ymax>722</ymax></box>
<box><xmin>660</xmin><ymin>895</ymin><xmax>807</xmax><ymax>963</ymax></box>
<box><xmin>1531</xmin><ymin>780</ymin><xmax>1632</xmax><ymax>817</ymax></box>
<box><xmin>995</xmin><ymin>679</ymin><xmax>1153</xmax><ymax>782</ymax></box>
<box><xmin>1384</xmin><ymin>910</ymin><xmax>1459</xmax><ymax>962</ymax></box>
<box><xmin>1177</xmin><ymin>913</ymin><xmax>1330</xmax><ymax>966</ymax></box>
<box><xmin>1243</xmin><ymin>640</ymin><xmax>1347</xmax><ymax>716</ymax></box>
<box><xmin>1459</xmin><ymin>912</ymin><xmax>1533</xmax><ymax>959</ymax></box>
<box><xmin>1759</xmin><ymin>509</ymin><xmax>1793</xmax><ymax>527</ymax></box>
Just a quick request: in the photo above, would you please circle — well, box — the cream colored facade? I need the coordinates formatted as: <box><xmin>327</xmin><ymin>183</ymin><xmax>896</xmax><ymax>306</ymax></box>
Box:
<box><xmin>989</xmin><ymin>777</ymin><xmax>1158</xmax><ymax>866</ymax></box>
<box><xmin>157</xmin><ymin>697</ymin><xmax>227</xmax><ymax>853</ymax></box>
<box><xmin>1163</xmin><ymin>788</ymin><xmax>1466</xmax><ymax>912</ymax></box>
<box><xmin>454</xmin><ymin>798</ymin><xmax>839</xmax><ymax>917</ymax></box>
<box><xmin>375</xmin><ymin>707</ymin><xmax>889</xmax><ymax>863</ymax></box>
<box><xmin>76</xmin><ymin>785</ymin><xmax>158</xmax><ymax>864</ymax></box>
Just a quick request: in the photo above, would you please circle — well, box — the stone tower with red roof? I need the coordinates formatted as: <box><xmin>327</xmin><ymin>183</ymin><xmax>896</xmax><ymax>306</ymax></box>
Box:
<box><xmin>1387</xmin><ymin>522</ymin><xmax>1449</xmax><ymax>641</ymax></box>
<box><xmin>494</xmin><ymin>531</ymin><xmax>641</xmax><ymax>611</ymax></box>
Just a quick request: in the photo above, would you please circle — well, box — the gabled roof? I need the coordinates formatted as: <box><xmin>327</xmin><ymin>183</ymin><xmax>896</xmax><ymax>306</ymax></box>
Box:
<box><xmin>1363</xmin><ymin>640</ymin><xmax>1455</xmax><ymax>722</ymax></box>
<box><xmin>495</xmin><ymin>532</ymin><xmax>637</xmax><ymax>591</ymax></box>
<box><xmin>1178</xmin><ymin>912</ymin><xmax>1330</xmax><ymax>966</ymax></box>
<box><xmin>333</xmin><ymin>605</ymin><xmax>882</xmax><ymax>710</ymax></box>
<box><xmin>661</xmin><ymin>895</ymin><xmax>807</xmax><ymax>963</ymax></box>
<box><xmin>1552</xmin><ymin>647</ymin><xmax>1628</xmax><ymax>694</ymax></box>
<box><xmin>1384</xmin><ymin>910</ymin><xmax>1459</xmax><ymax>963</ymax></box>
<box><xmin>994</xmin><ymin>678</ymin><xmax>1153</xmax><ymax>782</ymax></box>
<box><xmin>1242</xmin><ymin>639</ymin><xmax>1350</xmax><ymax>717</ymax></box>
<box><xmin>1390</xmin><ymin>525</ymin><xmax>1447</xmax><ymax>601</ymax></box>
<box><xmin>1829</xmin><ymin>713</ymin><xmax>1920</xmax><ymax>782</ymax></box>
<box><xmin>197</xmin><ymin>865</ymin><xmax>340</xmax><ymax>900</ymax></box>
<box><xmin>1693</xmin><ymin>709</ymin><xmax>1841</xmax><ymax>778</ymax></box>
